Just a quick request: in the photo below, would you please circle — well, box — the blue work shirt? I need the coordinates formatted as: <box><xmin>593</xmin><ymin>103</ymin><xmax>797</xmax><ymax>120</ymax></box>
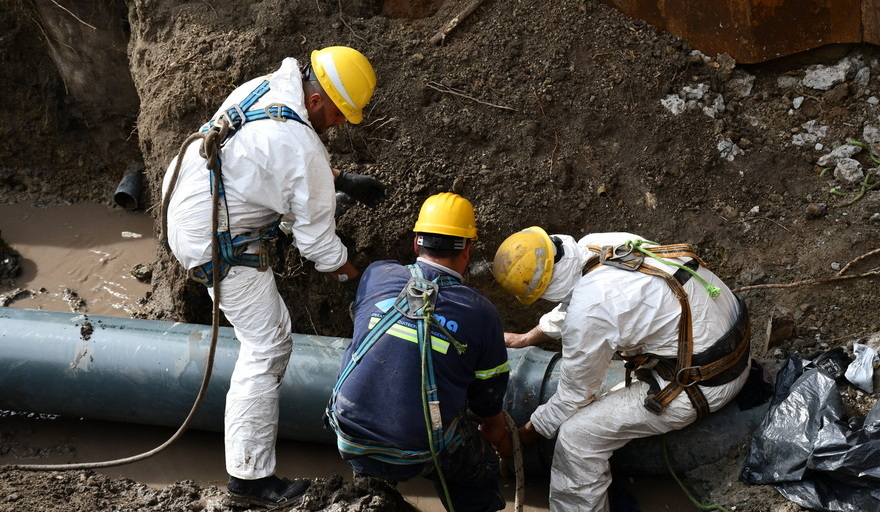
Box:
<box><xmin>333</xmin><ymin>259</ymin><xmax>509</xmax><ymax>451</ymax></box>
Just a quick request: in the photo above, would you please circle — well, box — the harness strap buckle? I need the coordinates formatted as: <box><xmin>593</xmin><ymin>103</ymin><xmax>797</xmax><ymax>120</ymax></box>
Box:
<box><xmin>675</xmin><ymin>365</ymin><xmax>702</xmax><ymax>387</ymax></box>
<box><xmin>393</xmin><ymin>277</ymin><xmax>439</xmax><ymax>320</ymax></box>
<box><xmin>644</xmin><ymin>396</ymin><xmax>666</xmax><ymax>415</ymax></box>
<box><xmin>599</xmin><ymin>244</ymin><xmax>644</xmax><ymax>271</ymax></box>
<box><xmin>611</xmin><ymin>244</ymin><xmax>633</xmax><ymax>259</ymax></box>
<box><xmin>217</xmin><ymin>104</ymin><xmax>246</xmax><ymax>131</ymax></box>
<box><xmin>187</xmin><ymin>260</ymin><xmax>232</xmax><ymax>287</ymax></box>
<box><xmin>188</xmin><ymin>265</ymin><xmax>211</xmax><ymax>284</ymax></box>
<box><xmin>263</xmin><ymin>102</ymin><xmax>288</xmax><ymax>121</ymax></box>
<box><xmin>256</xmin><ymin>249</ymin><xmax>269</xmax><ymax>271</ymax></box>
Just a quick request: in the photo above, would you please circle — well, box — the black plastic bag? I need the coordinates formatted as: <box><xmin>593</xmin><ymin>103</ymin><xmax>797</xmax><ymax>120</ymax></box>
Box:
<box><xmin>774</xmin><ymin>474</ymin><xmax>880</xmax><ymax>512</ymax></box>
<box><xmin>740</xmin><ymin>352</ymin><xmax>880</xmax><ymax>512</ymax></box>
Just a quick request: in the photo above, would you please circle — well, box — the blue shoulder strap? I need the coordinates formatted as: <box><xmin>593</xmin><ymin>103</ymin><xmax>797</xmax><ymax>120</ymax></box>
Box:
<box><xmin>200</xmin><ymin>80</ymin><xmax>312</xmax><ymax>140</ymax></box>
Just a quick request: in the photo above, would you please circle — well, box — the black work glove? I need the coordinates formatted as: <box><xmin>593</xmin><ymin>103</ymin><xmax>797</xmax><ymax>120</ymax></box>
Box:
<box><xmin>335</xmin><ymin>192</ymin><xmax>355</xmax><ymax>219</ymax></box>
<box><xmin>335</xmin><ymin>170</ymin><xmax>388</xmax><ymax>208</ymax></box>
<box><xmin>343</xmin><ymin>273</ymin><xmax>362</xmax><ymax>303</ymax></box>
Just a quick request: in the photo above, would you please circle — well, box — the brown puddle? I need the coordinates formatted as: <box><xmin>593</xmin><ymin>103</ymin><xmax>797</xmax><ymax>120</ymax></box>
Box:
<box><xmin>0</xmin><ymin>202</ymin><xmax>154</xmax><ymax>316</ymax></box>
<box><xmin>5</xmin><ymin>414</ymin><xmax>700</xmax><ymax>512</ymax></box>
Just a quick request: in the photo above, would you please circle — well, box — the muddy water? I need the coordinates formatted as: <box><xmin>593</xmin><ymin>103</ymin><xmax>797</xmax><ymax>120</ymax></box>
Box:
<box><xmin>6</xmin><ymin>414</ymin><xmax>699</xmax><ymax>512</ymax></box>
<box><xmin>0</xmin><ymin>202</ymin><xmax>700</xmax><ymax>512</ymax></box>
<box><xmin>4</xmin><ymin>415</ymin><xmax>551</xmax><ymax>511</ymax></box>
<box><xmin>0</xmin><ymin>202</ymin><xmax>154</xmax><ymax>316</ymax></box>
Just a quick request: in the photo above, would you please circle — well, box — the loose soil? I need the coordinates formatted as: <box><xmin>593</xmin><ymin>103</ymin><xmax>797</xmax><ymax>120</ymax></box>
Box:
<box><xmin>2</xmin><ymin>0</ymin><xmax>880</xmax><ymax>511</ymax></box>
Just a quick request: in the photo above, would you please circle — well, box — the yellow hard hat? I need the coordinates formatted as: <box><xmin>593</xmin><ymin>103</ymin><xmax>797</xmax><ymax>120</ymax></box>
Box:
<box><xmin>311</xmin><ymin>46</ymin><xmax>376</xmax><ymax>124</ymax></box>
<box><xmin>493</xmin><ymin>226</ymin><xmax>555</xmax><ymax>305</ymax></box>
<box><xmin>413</xmin><ymin>193</ymin><xmax>478</xmax><ymax>241</ymax></box>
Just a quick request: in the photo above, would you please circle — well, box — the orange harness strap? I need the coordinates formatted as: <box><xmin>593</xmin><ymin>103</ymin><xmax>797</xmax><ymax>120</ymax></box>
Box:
<box><xmin>584</xmin><ymin>243</ymin><xmax>742</xmax><ymax>418</ymax></box>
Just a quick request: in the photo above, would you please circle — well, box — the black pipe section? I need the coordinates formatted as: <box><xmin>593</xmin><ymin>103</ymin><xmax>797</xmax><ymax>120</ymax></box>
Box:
<box><xmin>113</xmin><ymin>165</ymin><xmax>144</xmax><ymax>210</ymax></box>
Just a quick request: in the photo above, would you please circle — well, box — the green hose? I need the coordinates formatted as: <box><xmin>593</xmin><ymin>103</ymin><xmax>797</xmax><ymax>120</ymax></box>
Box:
<box><xmin>662</xmin><ymin>438</ymin><xmax>731</xmax><ymax>512</ymax></box>
<box><xmin>420</xmin><ymin>301</ymin><xmax>456</xmax><ymax>512</ymax></box>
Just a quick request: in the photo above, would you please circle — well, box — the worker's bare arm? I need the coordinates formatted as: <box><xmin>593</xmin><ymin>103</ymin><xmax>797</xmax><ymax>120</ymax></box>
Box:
<box><xmin>504</xmin><ymin>325</ymin><xmax>554</xmax><ymax>348</ymax></box>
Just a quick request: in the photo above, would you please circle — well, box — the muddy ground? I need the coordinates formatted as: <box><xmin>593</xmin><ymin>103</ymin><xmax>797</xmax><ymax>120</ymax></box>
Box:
<box><xmin>2</xmin><ymin>0</ymin><xmax>880</xmax><ymax>510</ymax></box>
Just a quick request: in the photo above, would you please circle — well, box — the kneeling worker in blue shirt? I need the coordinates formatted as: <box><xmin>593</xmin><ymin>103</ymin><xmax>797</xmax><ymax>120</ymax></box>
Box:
<box><xmin>326</xmin><ymin>192</ymin><xmax>511</xmax><ymax>512</ymax></box>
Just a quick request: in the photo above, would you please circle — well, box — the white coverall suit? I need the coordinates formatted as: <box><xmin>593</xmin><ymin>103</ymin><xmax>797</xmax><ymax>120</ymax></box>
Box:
<box><xmin>161</xmin><ymin>58</ymin><xmax>348</xmax><ymax>480</ymax></box>
<box><xmin>532</xmin><ymin>232</ymin><xmax>750</xmax><ymax>512</ymax></box>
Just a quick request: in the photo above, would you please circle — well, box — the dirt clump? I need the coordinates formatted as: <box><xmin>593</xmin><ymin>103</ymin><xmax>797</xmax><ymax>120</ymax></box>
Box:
<box><xmin>2</xmin><ymin>0</ymin><xmax>880</xmax><ymax>511</ymax></box>
<box><xmin>0</xmin><ymin>467</ymin><xmax>415</xmax><ymax>512</ymax></box>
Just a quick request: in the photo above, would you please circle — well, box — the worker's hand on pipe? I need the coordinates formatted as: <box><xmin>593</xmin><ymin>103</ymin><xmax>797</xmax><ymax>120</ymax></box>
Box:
<box><xmin>504</xmin><ymin>326</ymin><xmax>553</xmax><ymax>348</ymax></box>
<box><xmin>504</xmin><ymin>332</ymin><xmax>533</xmax><ymax>348</ymax></box>
<box><xmin>335</xmin><ymin>170</ymin><xmax>388</xmax><ymax>208</ymax></box>
<box><xmin>276</xmin><ymin>221</ymin><xmax>296</xmax><ymax>246</ymax></box>
<box><xmin>330</xmin><ymin>262</ymin><xmax>361</xmax><ymax>302</ymax></box>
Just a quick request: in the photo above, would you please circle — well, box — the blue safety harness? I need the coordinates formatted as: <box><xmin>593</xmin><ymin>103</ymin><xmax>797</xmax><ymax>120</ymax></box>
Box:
<box><xmin>325</xmin><ymin>264</ymin><xmax>469</xmax><ymax>464</ymax></box>
<box><xmin>188</xmin><ymin>79</ymin><xmax>313</xmax><ymax>286</ymax></box>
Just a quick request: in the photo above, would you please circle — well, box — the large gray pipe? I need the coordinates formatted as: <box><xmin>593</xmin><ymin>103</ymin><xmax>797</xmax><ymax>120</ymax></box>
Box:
<box><xmin>0</xmin><ymin>307</ymin><xmax>767</xmax><ymax>474</ymax></box>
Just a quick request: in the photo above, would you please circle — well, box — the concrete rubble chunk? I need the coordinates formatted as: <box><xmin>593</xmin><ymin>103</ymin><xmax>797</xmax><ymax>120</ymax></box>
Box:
<box><xmin>661</xmin><ymin>94</ymin><xmax>686</xmax><ymax>115</ymax></box>
<box><xmin>777</xmin><ymin>75</ymin><xmax>800</xmax><ymax>89</ymax></box>
<box><xmin>661</xmin><ymin>82</ymin><xmax>727</xmax><ymax>120</ymax></box>
<box><xmin>792</xmin><ymin>120</ymin><xmax>829</xmax><ymax>147</ymax></box>
<box><xmin>817</xmin><ymin>143</ymin><xmax>862</xmax><ymax>167</ymax></box>
<box><xmin>703</xmin><ymin>95</ymin><xmax>726</xmax><ymax>118</ymax></box>
<box><xmin>718</xmin><ymin>138</ymin><xmax>744</xmax><ymax>161</ymax></box>
<box><xmin>802</xmin><ymin>57</ymin><xmax>856</xmax><ymax>91</ymax></box>
<box><xmin>863</xmin><ymin>125</ymin><xmax>880</xmax><ymax>144</ymax></box>
<box><xmin>728</xmin><ymin>71</ymin><xmax>755</xmax><ymax>98</ymax></box>
<box><xmin>681</xmin><ymin>83</ymin><xmax>710</xmax><ymax>100</ymax></box>
<box><xmin>833</xmin><ymin>157</ymin><xmax>864</xmax><ymax>184</ymax></box>
<box><xmin>854</xmin><ymin>67</ymin><xmax>871</xmax><ymax>90</ymax></box>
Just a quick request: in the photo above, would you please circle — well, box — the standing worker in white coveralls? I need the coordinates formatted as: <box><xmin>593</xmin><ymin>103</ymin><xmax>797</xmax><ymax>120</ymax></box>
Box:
<box><xmin>492</xmin><ymin>227</ymin><xmax>752</xmax><ymax>511</ymax></box>
<box><xmin>161</xmin><ymin>46</ymin><xmax>387</xmax><ymax>508</ymax></box>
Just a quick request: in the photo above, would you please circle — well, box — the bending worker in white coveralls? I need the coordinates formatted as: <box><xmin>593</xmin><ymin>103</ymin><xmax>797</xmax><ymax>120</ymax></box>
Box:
<box><xmin>161</xmin><ymin>46</ymin><xmax>387</xmax><ymax>508</ymax></box>
<box><xmin>492</xmin><ymin>227</ymin><xmax>752</xmax><ymax>511</ymax></box>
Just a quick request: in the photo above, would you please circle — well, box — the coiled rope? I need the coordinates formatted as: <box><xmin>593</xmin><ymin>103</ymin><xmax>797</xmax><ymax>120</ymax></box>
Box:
<box><xmin>7</xmin><ymin>120</ymin><xmax>229</xmax><ymax>471</ymax></box>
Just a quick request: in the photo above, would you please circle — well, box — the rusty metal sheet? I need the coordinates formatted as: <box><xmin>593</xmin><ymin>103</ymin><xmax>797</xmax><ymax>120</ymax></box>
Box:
<box><xmin>599</xmin><ymin>0</ymin><xmax>871</xmax><ymax>64</ymax></box>
<box><xmin>865</xmin><ymin>0</ymin><xmax>880</xmax><ymax>46</ymax></box>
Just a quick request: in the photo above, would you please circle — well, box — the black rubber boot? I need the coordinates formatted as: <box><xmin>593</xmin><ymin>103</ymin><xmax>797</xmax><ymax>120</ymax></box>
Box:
<box><xmin>227</xmin><ymin>475</ymin><xmax>310</xmax><ymax>508</ymax></box>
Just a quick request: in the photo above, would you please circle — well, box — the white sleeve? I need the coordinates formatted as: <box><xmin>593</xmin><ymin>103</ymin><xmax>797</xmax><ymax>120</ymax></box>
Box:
<box><xmin>538</xmin><ymin>303</ymin><xmax>568</xmax><ymax>340</ymax></box>
<box><xmin>529</xmin><ymin>280</ymin><xmax>626</xmax><ymax>438</ymax></box>
<box><xmin>279</xmin><ymin>143</ymin><xmax>348</xmax><ymax>273</ymax></box>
